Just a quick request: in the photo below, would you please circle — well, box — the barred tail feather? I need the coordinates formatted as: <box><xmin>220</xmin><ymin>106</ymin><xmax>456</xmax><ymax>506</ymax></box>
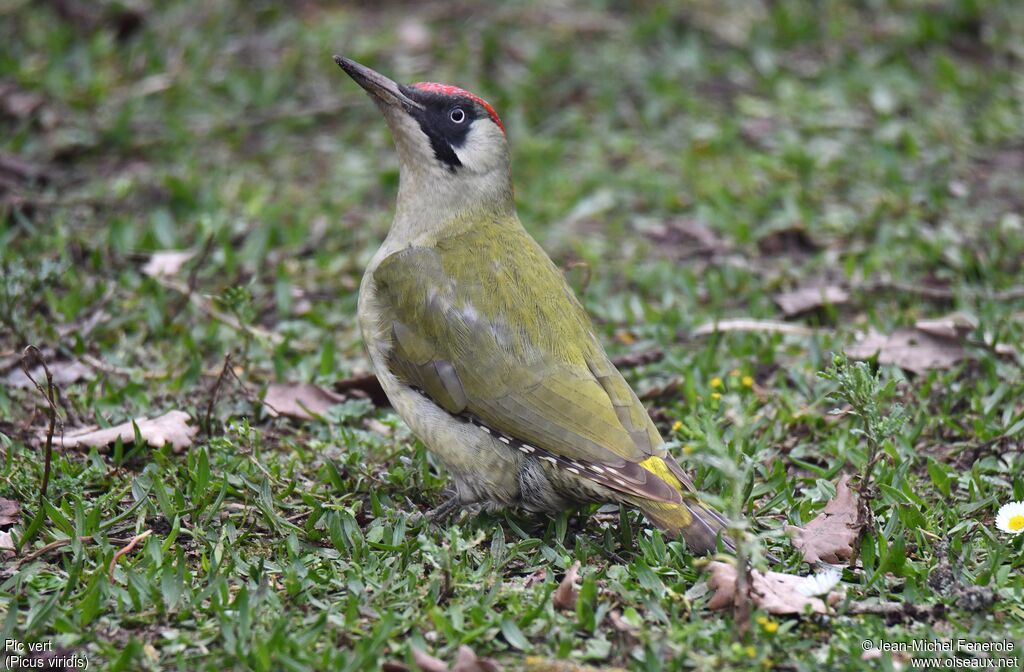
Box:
<box><xmin>637</xmin><ymin>499</ymin><xmax>734</xmax><ymax>555</ymax></box>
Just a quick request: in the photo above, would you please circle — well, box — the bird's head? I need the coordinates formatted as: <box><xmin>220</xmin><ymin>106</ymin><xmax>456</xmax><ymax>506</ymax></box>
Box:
<box><xmin>335</xmin><ymin>56</ymin><xmax>510</xmax><ymax>188</ymax></box>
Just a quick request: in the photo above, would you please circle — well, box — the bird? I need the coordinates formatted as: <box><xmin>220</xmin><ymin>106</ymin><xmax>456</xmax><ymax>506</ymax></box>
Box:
<box><xmin>334</xmin><ymin>55</ymin><xmax>731</xmax><ymax>554</ymax></box>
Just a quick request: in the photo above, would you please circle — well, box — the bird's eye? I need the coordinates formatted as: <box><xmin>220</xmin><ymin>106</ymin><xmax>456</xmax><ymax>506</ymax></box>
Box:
<box><xmin>449</xmin><ymin>108</ymin><xmax>466</xmax><ymax>124</ymax></box>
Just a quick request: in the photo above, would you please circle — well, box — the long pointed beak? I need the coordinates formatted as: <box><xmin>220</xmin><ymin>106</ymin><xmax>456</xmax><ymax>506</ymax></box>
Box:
<box><xmin>333</xmin><ymin>55</ymin><xmax>423</xmax><ymax>113</ymax></box>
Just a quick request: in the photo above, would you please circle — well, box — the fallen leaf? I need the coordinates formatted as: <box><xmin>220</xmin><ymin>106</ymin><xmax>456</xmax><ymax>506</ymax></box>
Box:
<box><xmin>382</xmin><ymin>662</ymin><xmax>412</xmax><ymax>672</ymax></box>
<box><xmin>553</xmin><ymin>561</ymin><xmax>581</xmax><ymax>612</ymax></box>
<box><xmin>692</xmin><ymin>318</ymin><xmax>824</xmax><ymax>338</ymax></box>
<box><xmin>332</xmin><ymin>372</ymin><xmax>390</xmax><ymax>408</ymax></box>
<box><xmin>914</xmin><ymin>312</ymin><xmax>977</xmax><ymax>340</ymax></box>
<box><xmin>0</xmin><ymin>498</ymin><xmax>20</xmax><ymax>527</ymax></box>
<box><xmin>639</xmin><ymin>217</ymin><xmax>731</xmax><ymax>258</ymax></box>
<box><xmin>411</xmin><ymin>647</ymin><xmax>448</xmax><ymax>672</ymax></box>
<box><xmin>0</xmin><ymin>530</ymin><xmax>14</xmax><ymax>558</ymax></box>
<box><xmin>846</xmin><ymin>327</ymin><xmax>965</xmax><ymax>374</ymax></box>
<box><xmin>263</xmin><ymin>383</ymin><xmax>346</xmax><ymax>421</ymax></box>
<box><xmin>785</xmin><ymin>475</ymin><xmax>860</xmax><ymax>564</ymax></box>
<box><xmin>608</xmin><ymin>610</ymin><xmax>639</xmax><ymax>635</ymax></box>
<box><xmin>5</xmin><ymin>359</ymin><xmax>93</xmax><ymax>389</ymax></box>
<box><xmin>705</xmin><ymin>561</ymin><xmax>843</xmax><ymax>615</ymax></box>
<box><xmin>44</xmin><ymin>411</ymin><xmax>197</xmax><ymax>452</ymax></box>
<box><xmin>525</xmin><ymin>658</ymin><xmax>627</xmax><ymax>672</ymax></box>
<box><xmin>364</xmin><ymin>418</ymin><xmax>393</xmax><ymax>437</ymax></box>
<box><xmin>452</xmin><ymin>646</ymin><xmax>502</xmax><ymax>672</ymax></box>
<box><xmin>607</xmin><ymin>609</ymin><xmax>640</xmax><ymax>649</ymax></box>
<box><xmin>142</xmin><ymin>250</ymin><xmax>194</xmax><ymax>278</ymax></box>
<box><xmin>775</xmin><ymin>285</ymin><xmax>850</xmax><ymax>317</ymax></box>
<box><xmin>411</xmin><ymin>645</ymin><xmax>503</xmax><ymax>672</ymax></box>
<box><xmin>523</xmin><ymin>567</ymin><xmax>547</xmax><ymax>588</ymax></box>
<box><xmin>0</xmin><ymin>81</ymin><xmax>46</xmax><ymax>119</ymax></box>
<box><xmin>757</xmin><ymin>225</ymin><xmax>821</xmax><ymax>256</ymax></box>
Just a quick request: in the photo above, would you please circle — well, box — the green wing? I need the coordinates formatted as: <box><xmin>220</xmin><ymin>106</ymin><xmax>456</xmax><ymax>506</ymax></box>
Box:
<box><xmin>373</xmin><ymin>218</ymin><xmax>679</xmax><ymax>503</ymax></box>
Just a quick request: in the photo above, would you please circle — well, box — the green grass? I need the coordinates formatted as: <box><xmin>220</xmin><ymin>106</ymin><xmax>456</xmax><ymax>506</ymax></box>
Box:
<box><xmin>2</xmin><ymin>0</ymin><xmax>1023</xmax><ymax>669</ymax></box>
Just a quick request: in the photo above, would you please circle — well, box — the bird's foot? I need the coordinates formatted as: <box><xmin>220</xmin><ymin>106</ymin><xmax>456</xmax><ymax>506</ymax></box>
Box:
<box><xmin>407</xmin><ymin>492</ymin><xmax>461</xmax><ymax>528</ymax></box>
<box><xmin>412</xmin><ymin>494</ymin><xmax>489</xmax><ymax>528</ymax></box>
<box><xmin>426</xmin><ymin>494</ymin><xmax>462</xmax><ymax>524</ymax></box>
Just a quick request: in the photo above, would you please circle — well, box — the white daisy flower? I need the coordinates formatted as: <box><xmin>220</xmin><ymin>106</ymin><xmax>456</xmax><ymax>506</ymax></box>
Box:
<box><xmin>798</xmin><ymin>564</ymin><xmax>843</xmax><ymax>597</ymax></box>
<box><xmin>995</xmin><ymin>501</ymin><xmax>1024</xmax><ymax>535</ymax></box>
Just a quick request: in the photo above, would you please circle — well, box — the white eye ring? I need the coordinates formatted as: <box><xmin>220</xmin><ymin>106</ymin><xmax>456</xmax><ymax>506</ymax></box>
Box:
<box><xmin>449</xmin><ymin>108</ymin><xmax>466</xmax><ymax>123</ymax></box>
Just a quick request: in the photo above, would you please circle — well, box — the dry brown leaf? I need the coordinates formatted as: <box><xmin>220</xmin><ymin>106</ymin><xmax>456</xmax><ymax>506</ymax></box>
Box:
<box><xmin>523</xmin><ymin>567</ymin><xmax>547</xmax><ymax>588</ymax></box>
<box><xmin>846</xmin><ymin>327</ymin><xmax>965</xmax><ymax>374</ymax></box>
<box><xmin>6</xmin><ymin>359</ymin><xmax>93</xmax><ymax>389</ymax></box>
<box><xmin>552</xmin><ymin>561</ymin><xmax>581</xmax><ymax>612</ymax></box>
<box><xmin>333</xmin><ymin>372</ymin><xmax>390</xmax><ymax>408</ymax></box>
<box><xmin>640</xmin><ymin>217</ymin><xmax>731</xmax><ymax>259</ymax></box>
<box><xmin>142</xmin><ymin>250</ymin><xmax>194</xmax><ymax>278</ymax></box>
<box><xmin>411</xmin><ymin>645</ymin><xmax>503</xmax><ymax>672</ymax></box>
<box><xmin>914</xmin><ymin>312</ymin><xmax>977</xmax><ymax>340</ymax></box>
<box><xmin>0</xmin><ymin>81</ymin><xmax>46</xmax><ymax>119</ymax></box>
<box><xmin>525</xmin><ymin>658</ymin><xmax>627</xmax><ymax>672</ymax></box>
<box><xmin>411</xmin><ymin>648</ymin><xmax>448</xmax><ymax>672</ymax></box>
<box><xmin>607</xmin><ymin>609</ymin><xmax>641</xmax><ymax>649</ymax></box>
<box><xmin>757</xmin><ymin>225</ymin><xmax>821</xmax><ymax>256</ymax></box>
<box><xmin>452</xmin><ymin>646</ymin><xmax>502</xmax><ymax>672</ymax></box>
<box><xmin>785</xmin><ymin>475</ymin><xmax>860</xmax><ymax>564</ymax></box>
<box><xmin>705</xmin><ymin>561</ymin><xmax>843</xmax><ymax>615</ymax></box>
<box><xmin>45</xmin><ymin>411</ymin><xmax>197</xmax><ymax>452</ymax></box>
<box><xmin>0</xmin><ymin>498</ymin><xmax>20</xmax><ymax>527</ymax></box>
<box><xmin>263</xmin><ymin>383</ymin><xmax>346</xmax><ymax>421</ymax></box>
<box><xmin>775</xmin><ymin>285</ymin><xmax>850</xmax><ymax>317</ymax></box>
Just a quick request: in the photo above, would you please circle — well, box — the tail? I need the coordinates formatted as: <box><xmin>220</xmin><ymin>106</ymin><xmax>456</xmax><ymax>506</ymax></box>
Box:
<box><xmin>631</xmin><ymin>455</ymin><xmax>734</xmax><ymax>555</ymax></box>
<box><xmin>636</xmin><ymin>497</ymin><xmax>734</xmax><ymax>555</ymax></box>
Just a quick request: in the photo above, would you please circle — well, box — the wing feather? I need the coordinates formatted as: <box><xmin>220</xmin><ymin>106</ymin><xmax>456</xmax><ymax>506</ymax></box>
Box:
<box><xmin>374</xmin><ymin>219</ymin><xmax>682</xmax><ymax>503</ymax></box>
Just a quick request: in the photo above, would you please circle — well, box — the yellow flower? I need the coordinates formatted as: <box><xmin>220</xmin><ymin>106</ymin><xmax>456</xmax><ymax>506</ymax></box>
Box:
<box><xmin>671</xmin><ymin>420</ymin><xmax>683</xmax><ymax>432</ymax></box>
<box><xmin>710</xmin><ymin>376</ymin><xmax>723</xmax><ymax>388</ymax></box>
<box><xmin>711</xmin><ymin>392</ymin><xmax>722</xmax><ymax>400</ymax></box>
<box><xmin>996</xmin><ymin>501</ymin><xmax>1024</xmax><ymax>535</ymax></box>
<box><xmin>761</xmin><ymin>618</ymin><xmax>778</xmax><ymax>634</ymax></box>
<box><xmin>683</xmin><ymin>444</ymin><xmax>695</xmax><ymax>455</ymax></box>
<box><xmin>742</xmin><ymin>375</ymin><xmax>754</xmax><ymax>388</ymax></box>
<box><xmin>745</xmin><ymin>645</ymin><xmax>757</xmax><ymax>658</ymax></box>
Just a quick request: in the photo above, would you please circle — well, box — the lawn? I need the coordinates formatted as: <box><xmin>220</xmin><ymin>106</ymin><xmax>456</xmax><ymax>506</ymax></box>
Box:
<box><xmin>1</xmin><ymin>1</ymin><xmax>1023</xmax><ymax>670</ymax></box>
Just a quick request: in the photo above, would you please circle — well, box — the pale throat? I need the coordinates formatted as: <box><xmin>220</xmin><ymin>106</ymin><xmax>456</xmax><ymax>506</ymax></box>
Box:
<box><xmin>388</xmin><ymin>159</ymin><xmax>515</xmax><ymax>246</ymax></box>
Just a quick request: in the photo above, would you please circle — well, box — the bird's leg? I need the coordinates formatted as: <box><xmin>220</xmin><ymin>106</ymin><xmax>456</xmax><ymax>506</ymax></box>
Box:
<box><xmin>424</xmin><ymin>492</ymin><xmax>462</xmax><ymax>524</ymax></box>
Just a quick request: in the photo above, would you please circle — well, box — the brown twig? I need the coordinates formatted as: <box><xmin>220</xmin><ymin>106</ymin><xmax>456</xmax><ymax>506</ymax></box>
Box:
<box><xmin>203</xmin><ymin>352</ymin><xmax>233</xmax><ymax>436</ymax></box>
<box><xmin>108</xmin><ymin>529</ymin><xmax>153</xmax><ymax>581</ymax></box>
<box><xmin>4</xmin><ymin>534</ymin><xmax>135</xmax><ymax>574</ymax></box>
<box><xmin>733</xmin><ymin>542</ymin><xmax>753</xmax><ymax>640</ymax></box>
<box><xmin>224</xmin><ymin>364</ymin><xmax>269</xmax><ymax>411</ymax></box>
<box><xmin>20</xmin><ymin>346</ymin><xmax>61</xmax><ymax>503</ymax></box>
<box><xmin>165</xmin><ymin>234</ymin><xmax>217</xmax><ymax>318</ymax></box>
<box><xmin>154</xmin><ymin>275</ymin><xmax>282</xmax><ymax>344</ymax></box>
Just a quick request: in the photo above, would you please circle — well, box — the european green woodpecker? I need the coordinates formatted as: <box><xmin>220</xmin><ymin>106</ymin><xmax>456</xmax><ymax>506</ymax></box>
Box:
<box><xmin>336</xmin><ymin>56</ymin><xmax>730</xmax><ymax>554</ymax></box>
